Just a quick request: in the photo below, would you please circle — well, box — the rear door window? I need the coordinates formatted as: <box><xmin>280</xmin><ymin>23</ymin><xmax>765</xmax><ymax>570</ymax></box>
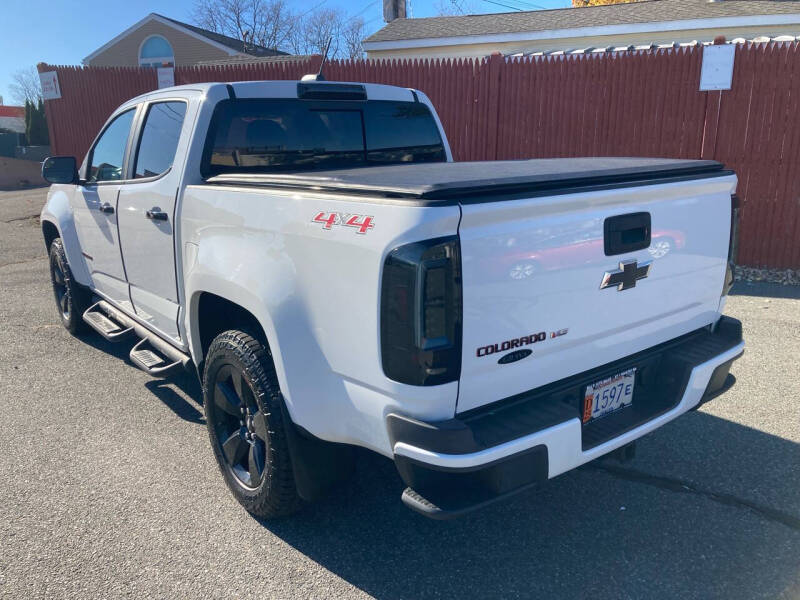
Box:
<box><xmin>364</xmin><ymin>102</ymin><xmax>445</xmax><ymax>164</ymax></box>
<box><xmin>202</xmin><ymin>99</ymin><xmax>445</xmax><ymax>177</ymax></box>
<box><xmin>133</xmin><ymin>101</ymin><xmax>187</xmax><ymax>179</ymax></box>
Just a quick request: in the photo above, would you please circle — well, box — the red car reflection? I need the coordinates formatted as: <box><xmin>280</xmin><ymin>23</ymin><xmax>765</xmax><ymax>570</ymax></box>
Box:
<box><xmin>501</xmin><ymin>229</ymin><xmax>686</xmax><ymax>280</ymax></box>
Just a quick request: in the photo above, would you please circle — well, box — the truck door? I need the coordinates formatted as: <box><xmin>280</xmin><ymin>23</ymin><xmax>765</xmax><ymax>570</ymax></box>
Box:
<box><xmin>117</xmin><ymin>100</ymin><xmax>189</xmax><ymax>343</ymax></box>
<box><xmin>71</xmin><ymin>108</ymin><xmax>137</xmax><ymax>310</ymax></box>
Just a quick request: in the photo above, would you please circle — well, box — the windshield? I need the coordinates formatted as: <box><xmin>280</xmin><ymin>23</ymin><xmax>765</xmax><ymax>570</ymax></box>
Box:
<box><xmin>202</xmin><ymin>98</ymin><xmax>446</xmax><ymax>177</ymax></box>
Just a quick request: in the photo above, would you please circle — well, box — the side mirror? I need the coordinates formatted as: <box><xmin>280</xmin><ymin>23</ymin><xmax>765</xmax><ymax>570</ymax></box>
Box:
<box><xmin>42</xmin><ymin>156</ymin><xmax>79</xmax><ymax>185</ymax></box>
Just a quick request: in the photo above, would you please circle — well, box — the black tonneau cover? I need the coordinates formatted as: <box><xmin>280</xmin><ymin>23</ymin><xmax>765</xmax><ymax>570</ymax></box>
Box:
<box><xmin>205</xmin><ymin>158</ymin><xmax>729</xmax><ymax>203</ymax></box>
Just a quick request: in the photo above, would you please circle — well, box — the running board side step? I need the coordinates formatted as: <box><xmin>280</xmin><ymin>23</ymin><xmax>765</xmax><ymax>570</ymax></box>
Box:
<box><xmin>83</xmin><ymin>300</ymin><xmax>190</xmax><ymax>377</ymax></box>
<box><xmin>129</xmin><ymin>337</ymin><xmax>187</xmax><ymax>377</ymax></box>
<box><xmin>83</xmin><ymin>301</ymin><xmax>135</xmax><ymax>341</ymax></box>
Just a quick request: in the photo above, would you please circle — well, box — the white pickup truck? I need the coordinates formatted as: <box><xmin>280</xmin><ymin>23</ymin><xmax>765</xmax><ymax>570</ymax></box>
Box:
<box><xmin>41</xmin><ymin>79</ymin><xmax>744</xmax><ymax>519</ymax></box>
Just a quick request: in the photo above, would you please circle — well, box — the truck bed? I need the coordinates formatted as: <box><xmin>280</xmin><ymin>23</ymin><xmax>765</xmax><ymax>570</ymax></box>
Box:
<box><xmin>205</xmin><ymin>158</ymin><xmax>729</xmax><ymax>203</ymax></box>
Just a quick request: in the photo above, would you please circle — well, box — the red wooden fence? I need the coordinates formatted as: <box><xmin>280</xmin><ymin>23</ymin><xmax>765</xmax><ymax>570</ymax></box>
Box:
<box><xmin>39</xmin><ymin>43</ymin><xmax>800</xmax><ymax>268</ymax></box>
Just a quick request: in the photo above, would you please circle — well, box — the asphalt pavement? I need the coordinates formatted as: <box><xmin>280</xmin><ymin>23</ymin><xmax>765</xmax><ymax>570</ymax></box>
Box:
<box><xmin>1</xmin><ymin>187</ymin><xmax>798</xmax><ymax>599</ymax></box>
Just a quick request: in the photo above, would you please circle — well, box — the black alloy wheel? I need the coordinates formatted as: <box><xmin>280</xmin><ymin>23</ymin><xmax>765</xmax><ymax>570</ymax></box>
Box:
<box><xmin>50</xmin><ymin>249</ymin><xmax>70</xmax><ymax>320</ymax></box>
<box><xmin>203</xmin><ymin>330</ymin><xmax>301</xmax><ymax>517</ymax></box>
<box><xmin>210</xmin><ymin>364</ymin><xmax>270</xmax><ymax>489</ymax></box>
<box><xmin>48</xmin><ymin>237</ymin><xmax>90</xmax><ymax>334</ymax></box>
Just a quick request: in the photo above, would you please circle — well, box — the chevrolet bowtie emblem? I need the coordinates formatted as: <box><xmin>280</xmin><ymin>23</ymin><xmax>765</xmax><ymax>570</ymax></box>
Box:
<box><xmin>600</xmin><ymin>260</ymin><xmax>652</xmax><ymax>291</ymax></box>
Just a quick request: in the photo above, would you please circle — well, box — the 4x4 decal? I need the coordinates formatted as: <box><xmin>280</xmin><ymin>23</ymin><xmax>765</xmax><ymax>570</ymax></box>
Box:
<box><xmin>312</xmin><ymin>211</ymin><xmax>374</xmax><ymax>234</ymax></box>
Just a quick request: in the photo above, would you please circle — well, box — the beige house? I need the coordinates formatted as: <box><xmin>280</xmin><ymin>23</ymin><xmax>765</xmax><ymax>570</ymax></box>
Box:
<box><xmin>84</xmin><ymin>13</ymin><xmax>287</xmax><ymax>68</ymax></box>
<box><xmin>364</xmin><ymin>0</ymin><xmax>800</xmax><ymax>58</ymax></box>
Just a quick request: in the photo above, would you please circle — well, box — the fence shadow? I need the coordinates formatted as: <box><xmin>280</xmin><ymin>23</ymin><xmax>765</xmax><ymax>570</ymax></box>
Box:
<box><xmin>730</xmin><ymin>281</ymin><xmax>800</xmax><ymax>299</ymax></box>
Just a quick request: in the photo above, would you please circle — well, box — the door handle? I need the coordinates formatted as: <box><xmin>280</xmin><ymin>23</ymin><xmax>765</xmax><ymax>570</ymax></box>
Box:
<box><xmin>99</xmin><ymin>203</ymin><xmax>115</xmax><ymax>214</ymax></box>
<box><xmin>146</xmin><ymin>208</ymin><xmax>168</xmax><ymax>221</ymax></box>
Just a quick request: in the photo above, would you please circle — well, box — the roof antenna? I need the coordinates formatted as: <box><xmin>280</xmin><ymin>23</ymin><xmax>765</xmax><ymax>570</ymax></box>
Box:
<box><xmin>301</xmin><ymin>37</ymin><xmax>332</xmax><ymax>82</ymax></box>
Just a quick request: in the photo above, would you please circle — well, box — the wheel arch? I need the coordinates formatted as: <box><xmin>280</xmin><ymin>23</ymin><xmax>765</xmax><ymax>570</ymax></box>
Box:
<box><xmin>186</xmin><ymin>284</ymin><xmax>289</xmax><ymax>401</ymax></box>
<box><xmin>42</xmin><ymin>220</ymin><xmax>59</xmax><ymax>251</ymax></box>
<box><xmin>40</xmin><ymin>188</ymin><xmax>92</xmax><ymax>287</ymax></box>
<box><xmin>193</xmin><ymin>291</ymin><xmax>270</xmax><ymax>373</ymax></box>
<box><xmin>193</xmin><ymin>289</ymin><xmax>357</xmax><ymax>504</ymax></box>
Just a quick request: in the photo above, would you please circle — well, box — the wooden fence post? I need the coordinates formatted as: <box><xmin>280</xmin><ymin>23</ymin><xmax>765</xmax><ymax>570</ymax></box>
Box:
<box><xmin>37</xmin><ymin>64</ymin><xmax>59</xmax><ymax>156</ymax></box>
<box><xmin>487</xmin><ymin>52</ymin><xmax>504</xmax><ymax>161</ymax></box>
<box><xmin>701</xmin><ymin>90</ymin><xmax>722</xmax><ymax>159</ymax></box>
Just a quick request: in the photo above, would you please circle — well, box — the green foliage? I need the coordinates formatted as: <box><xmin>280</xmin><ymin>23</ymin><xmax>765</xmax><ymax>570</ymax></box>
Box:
<box><xmin>24</xmin><ymin>99</ymin><xmax>49</xmax><ymax>146</ymax></box>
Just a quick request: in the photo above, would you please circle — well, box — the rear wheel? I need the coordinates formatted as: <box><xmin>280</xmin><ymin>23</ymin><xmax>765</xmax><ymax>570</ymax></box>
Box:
<box><xmin>203</xmin><ymin>330</ymin><xmax>301</xmax><ymax>518</ymax></box>
<box><xmin>48</xmin><ymin>237</ymin><xmax>91</xmax><ymax>334</ymax></box>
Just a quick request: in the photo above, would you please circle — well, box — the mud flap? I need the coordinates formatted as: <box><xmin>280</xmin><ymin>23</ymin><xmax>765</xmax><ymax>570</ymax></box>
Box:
<box><xmin>279</xmin><ymin>400</ymin><xmax>355</xmax><ymax>502</ymax></box>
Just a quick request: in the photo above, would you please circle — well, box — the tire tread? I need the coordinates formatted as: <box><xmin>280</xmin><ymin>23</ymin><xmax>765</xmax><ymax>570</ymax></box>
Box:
<box><xmin>203</xmin><ymin>330</ymin><xmax>302</xmax><ymax>518</ymax></box>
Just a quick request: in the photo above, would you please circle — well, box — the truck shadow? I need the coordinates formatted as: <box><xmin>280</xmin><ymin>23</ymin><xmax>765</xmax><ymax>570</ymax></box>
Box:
<box><xmin>144</xmin><ymin>375</ymin><xmax>204</xmax><ymax>424</ymax></box>
<box><xmin>74</xmin><ymin>316</ymin><xmax>800</xmax><ymax>598</ymax></box>
<box><xmin>78</xmin><ymin>331</ymin><xmax>205</xmax><ymax>425</ymax></box>
<box><xmin>257</xmin><ymin>412</ymin><xmax>800</xmax><ymax>600</ymax></box>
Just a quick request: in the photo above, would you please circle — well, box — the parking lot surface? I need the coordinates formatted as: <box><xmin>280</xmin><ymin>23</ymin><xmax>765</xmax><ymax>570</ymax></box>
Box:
<box><xmin>1</xmin><ymin>188</ymin><xmax>798</xmax><ymax>599</ymax></box>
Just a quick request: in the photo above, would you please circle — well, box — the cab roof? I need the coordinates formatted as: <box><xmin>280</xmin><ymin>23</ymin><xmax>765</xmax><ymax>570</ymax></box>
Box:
<box><xmin>120</xmin><ymin>80</ymin><xmax>419</xmax><ymax>110</ymax></box>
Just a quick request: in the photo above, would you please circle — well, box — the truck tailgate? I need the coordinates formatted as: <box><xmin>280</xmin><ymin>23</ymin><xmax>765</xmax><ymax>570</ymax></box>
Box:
<box><xmin>457</xmin><ymin>173</ymin><xmax>736</xmax><ymax>413</ymax></box>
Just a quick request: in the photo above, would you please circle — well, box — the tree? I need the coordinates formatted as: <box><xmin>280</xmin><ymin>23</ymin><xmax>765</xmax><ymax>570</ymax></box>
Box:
<box><xmin>24</xmin><ymin>99</ymin><xmax>49</xmax><ymax>146</ymax></box>
<box><xmin>341</xmin><ymin>16</ymin><xmax>366</xmax><ymax>60</ymax></box>
<box><xmin>191</xmin><ymin>0</ymin><xmax>366</xmax><ymax>59</ymax></box>
<box><xmin>9</xmin><ymin>66</ymin><xmax>42</xmax><ymax>105</ymax></box>
<box><xmin>192</xmin><ymin>0</ymin><xmax>294</xmax><ymax>51</ymax></box>
<box><xmin>435</xmin><ymin>0</ymin><xmax>477</xmax><ymax>15</ymax></box>
<box><xmin>286</xmin><ymin>8</ymin><xmax>344</xmax><ymax>57</ymax></box>
<box><xmin>572</xmin><ymin>0</ymin><xmax>641</xmax><ymax>6</ymax></box>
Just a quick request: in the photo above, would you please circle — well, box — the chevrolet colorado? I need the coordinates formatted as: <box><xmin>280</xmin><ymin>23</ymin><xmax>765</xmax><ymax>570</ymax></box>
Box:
<box><xmin>40</xmin><ymin>79</ymin><xmax>744</xmax><ymax>519</ymax></box>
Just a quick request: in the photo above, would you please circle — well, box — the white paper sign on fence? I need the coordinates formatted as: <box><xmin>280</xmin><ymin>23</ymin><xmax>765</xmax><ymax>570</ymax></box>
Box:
<box><xmin>157</xmin><ymin>67</ymin><xmax>175</xmax><ymax>89</ymax></box>
<box><xmin>39</xmin><ymin>71</ymin><xmax>62</xmax><ymax>100</ymax></box>
<box><xmin>700</xmin><ymin>45</ymin><xmax>735</xmax><ymax>91</ymax></box>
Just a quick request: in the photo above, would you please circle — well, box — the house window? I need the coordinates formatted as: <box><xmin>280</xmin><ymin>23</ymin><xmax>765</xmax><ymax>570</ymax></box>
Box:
<box><xmin>139</xmin><ymin>35</ymin><xmax>174</xmax><ymax>68</ymax></box>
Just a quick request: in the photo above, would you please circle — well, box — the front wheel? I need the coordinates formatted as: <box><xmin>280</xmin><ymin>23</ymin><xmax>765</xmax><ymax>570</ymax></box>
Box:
<box><xmin>48</xmin><ymin>237</ymin><xmax>91</xmax><ymax>334</ymax></box>
<box><xmin>203</xmin><ymin>330</ymin><xmax>301</xmax><ymax>518</ymax></box>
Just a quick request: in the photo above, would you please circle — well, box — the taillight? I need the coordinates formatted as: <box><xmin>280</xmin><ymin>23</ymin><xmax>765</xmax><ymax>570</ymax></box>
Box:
<box><xmin>380</xmin><ymin>236</ymin><xmax>462</xmax><ymax>386</ymax></box>
<box><xmin>723</xmin><ymin>194</ymin><xmax>740</xmax><ymax>296</ymax></box>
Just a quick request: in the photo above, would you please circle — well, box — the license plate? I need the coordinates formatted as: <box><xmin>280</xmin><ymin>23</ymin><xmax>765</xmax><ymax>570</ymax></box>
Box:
<box><xmin>583</xmin><ymin>368</ymin><xmax>636</xmax><ymax>423</ymax></box>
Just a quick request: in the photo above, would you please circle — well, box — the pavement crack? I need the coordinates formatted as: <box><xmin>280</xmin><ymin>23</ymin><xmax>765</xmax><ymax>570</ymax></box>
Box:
<box><xmin>591</xmin><ymin>462</ymin><xmax>800</xmax><ymax>532</ymax></box>
<box><xmin>0</xmin><ymin>257</ymin><xmax>45</xmax><ymax>268</ymax></box>
<box><xmin>2</xmin><ymin>215</ymin><xmax>39</xmax><ymax>224</ymax></box>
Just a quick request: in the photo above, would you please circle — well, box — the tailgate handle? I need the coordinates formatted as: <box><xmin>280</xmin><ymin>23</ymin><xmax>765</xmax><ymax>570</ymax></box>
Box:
<box><xmin>604</xmin><ymin>212</ymin><xmax>651</xmax><ymax>256</ymax></box>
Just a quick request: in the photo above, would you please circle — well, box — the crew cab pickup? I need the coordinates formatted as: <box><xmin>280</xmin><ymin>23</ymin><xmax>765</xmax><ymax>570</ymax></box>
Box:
<box><xmin>40</xmin><ymin>79</ymin><xmax>744</xmax><ymax>519</ymax></box>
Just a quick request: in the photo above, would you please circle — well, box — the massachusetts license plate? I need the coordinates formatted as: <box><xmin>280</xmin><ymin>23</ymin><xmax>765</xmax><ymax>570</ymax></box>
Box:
<box><xmin>583</xmin><ymin>368</ymin><xmax>636</xmax><ymax>423</ymax></box>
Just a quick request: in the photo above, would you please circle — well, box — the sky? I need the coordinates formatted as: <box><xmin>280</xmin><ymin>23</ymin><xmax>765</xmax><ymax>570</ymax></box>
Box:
<box><xmin>0</xmin><ymin>0</ymin><xmax>570</xmax><ymax>105</ymax></box>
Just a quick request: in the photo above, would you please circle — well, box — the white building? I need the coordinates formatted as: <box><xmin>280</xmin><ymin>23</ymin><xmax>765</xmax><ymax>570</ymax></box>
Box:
<box><xmin>364</xmin><ymin>0</ymin><xmax>800</xmax><ymax>59</ymax></box>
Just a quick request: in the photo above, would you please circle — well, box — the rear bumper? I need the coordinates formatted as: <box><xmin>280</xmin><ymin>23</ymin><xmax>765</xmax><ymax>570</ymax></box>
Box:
<box><xmin>388</xmin><ymin>316</ymin><xmax>744</xmax><ymax>519</ymax></box>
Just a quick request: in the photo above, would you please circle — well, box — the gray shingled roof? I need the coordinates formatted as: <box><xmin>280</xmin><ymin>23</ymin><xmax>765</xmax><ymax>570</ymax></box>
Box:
<box><xmin>364</xmin><ymin>0</ymin><xmax>800</xmax><ymax>43</ymax></box>
<box><xmin>158</xmin><ymin>14</ymin><xmax>287</xmax><ymax>56</ymax></box>
<box><xmin>195</xmin><ymin>55</ymin><xmax>312</xmax><ymax>66</ymax></box>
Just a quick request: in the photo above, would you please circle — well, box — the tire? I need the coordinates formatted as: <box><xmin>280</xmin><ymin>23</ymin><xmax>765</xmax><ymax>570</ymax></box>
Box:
<box><xmin>48</xmin><ymin>237</ymin><xmax>91</xmax><ymax>335</ymax></box>
<box><xmin>203</xmin><ymin>330</ymin><xmax>301</xmax><ymax>518</ymax></box>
